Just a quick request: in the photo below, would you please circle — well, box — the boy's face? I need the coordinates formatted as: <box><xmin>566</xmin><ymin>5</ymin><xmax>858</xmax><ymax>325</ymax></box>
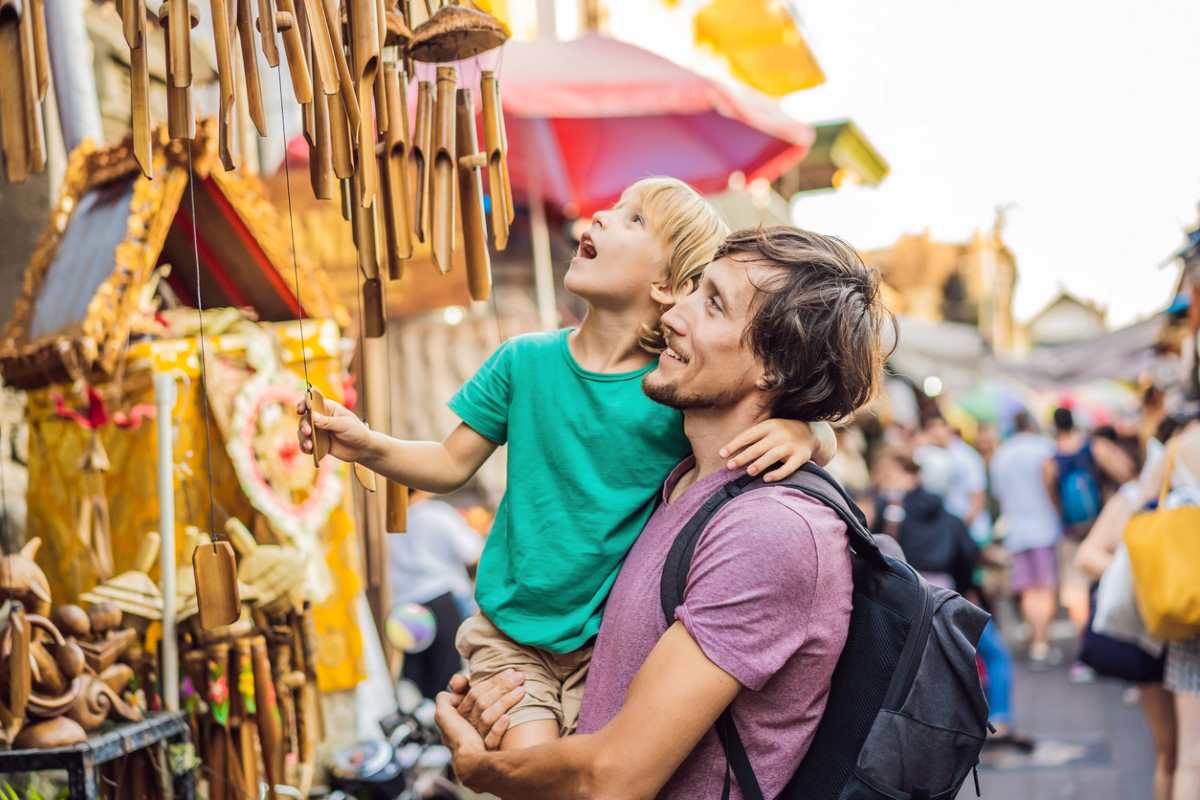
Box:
<box><xmin>564</xmin><ymin>192</ymin><xmax>668</xmax><ymax>308</ymax></box>
<box><xmin>643</xmin><ymin>255</ymin><xmax>769</xmax><ymax>411</ymax></box>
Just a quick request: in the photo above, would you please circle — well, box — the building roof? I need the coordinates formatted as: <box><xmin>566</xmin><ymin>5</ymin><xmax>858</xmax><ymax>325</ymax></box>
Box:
<box><xmin>775</xmin><ymin>120</ymin><xmax>890</xmax><ymax>196</ymax></box>
<box><xmin>1024</xmin><ymin>290</ymin><xmax>1107</xmax><ymax>329</ymax></box>
<box><xmin>0</xmin><ymin>119</ymin><xmax>346</xmax><ymax>389</ymax></box>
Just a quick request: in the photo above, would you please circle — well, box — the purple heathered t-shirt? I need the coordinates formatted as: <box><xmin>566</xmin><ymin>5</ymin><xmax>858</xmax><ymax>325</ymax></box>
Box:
<box><xmin>576</xmin><ymin>459</ymin><xmax>853</xmax><ymax>799</ymax></box>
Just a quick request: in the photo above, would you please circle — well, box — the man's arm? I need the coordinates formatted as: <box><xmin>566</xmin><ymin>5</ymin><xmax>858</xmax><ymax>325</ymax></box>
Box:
<box><xmin>437</xmin><ymin>623</ymin><xmax>739</xmax><ymax>800</ymax></box>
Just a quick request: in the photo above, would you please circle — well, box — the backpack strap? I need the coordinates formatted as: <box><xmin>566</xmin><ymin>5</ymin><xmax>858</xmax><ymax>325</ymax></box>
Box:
<box><xmin>658</xmin><ymin>462</ymin><xmax>886</xmax><ymax>800</ymax></box>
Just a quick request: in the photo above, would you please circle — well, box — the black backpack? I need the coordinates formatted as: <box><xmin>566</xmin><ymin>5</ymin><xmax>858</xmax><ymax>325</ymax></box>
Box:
<box><xmin>660</xmin><ymin>464</ymin><xmax>991</xmax><ymax>800</ymax></box>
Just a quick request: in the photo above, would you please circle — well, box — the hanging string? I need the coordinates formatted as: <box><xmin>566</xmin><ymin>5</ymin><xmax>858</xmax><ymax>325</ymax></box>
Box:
<box><xmin>276</xmin><ymin>67</ymin><xmax>312</xmax><ymax>392</ymax></box>
<box><xmin>186</xmin><ymin>138</ymin><xmax>220</xmax><ymax>547</ymax></box>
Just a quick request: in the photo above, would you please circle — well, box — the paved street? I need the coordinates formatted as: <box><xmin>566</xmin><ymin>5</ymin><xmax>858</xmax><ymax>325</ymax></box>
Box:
<box><xmin>964</xmin><ymin>657</ymin><xmax>1156</xmax><ymax>799</ymax></box>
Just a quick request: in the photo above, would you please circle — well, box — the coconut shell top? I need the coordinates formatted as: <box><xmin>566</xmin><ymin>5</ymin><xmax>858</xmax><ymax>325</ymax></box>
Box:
<box><xmin>386</xmin><ymin>8</ymin><xmax>413</xmax><ymax>47</ymax></box>
<box><xmin>408</xmin><ymin>5</ymin><xmax>507</xmax><ymax>63</ymax></box>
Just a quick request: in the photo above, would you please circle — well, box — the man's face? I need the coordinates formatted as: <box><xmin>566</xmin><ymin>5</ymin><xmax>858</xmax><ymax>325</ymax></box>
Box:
<box><xmin>643</xmin><ymin>255</ymin><xmax>771</xmax><ymax>411</ymax></box>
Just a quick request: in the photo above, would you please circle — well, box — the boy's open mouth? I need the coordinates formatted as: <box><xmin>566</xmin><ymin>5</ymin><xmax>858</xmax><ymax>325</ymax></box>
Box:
<box><xmin>578</xmin><ymin>232</ymin><xmax>598</xmax><ymax>259</ymax></box>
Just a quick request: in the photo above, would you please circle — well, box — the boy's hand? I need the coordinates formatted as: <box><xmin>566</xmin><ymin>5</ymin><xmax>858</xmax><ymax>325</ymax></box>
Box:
<box><xmin>296</xmin><ymin>395</ymin><xmax>374</xmax><ymax>463</ymax></box>
<box><xmin>447</xmin><ymin>671</ymin><xmax>526</xmax><ymax>750</ymax></box>
<box><xmin>719</xmin><ymin>420</ymin><xmax>837</xmax><ymax>483</ymax></box>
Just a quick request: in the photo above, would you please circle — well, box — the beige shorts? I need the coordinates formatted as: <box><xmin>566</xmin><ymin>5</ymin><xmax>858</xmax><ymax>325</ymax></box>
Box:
<box><xmin>455</xmin><ymin>613</ymin><xmax>592</xmax><ymax>734</ymax></box>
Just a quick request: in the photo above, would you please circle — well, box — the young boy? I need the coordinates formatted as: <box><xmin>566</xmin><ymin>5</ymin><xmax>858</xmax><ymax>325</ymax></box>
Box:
<box><xmin>298</xmin><ymin>177</ymin><xmax>835</xmax><ymax>749</ymax></box>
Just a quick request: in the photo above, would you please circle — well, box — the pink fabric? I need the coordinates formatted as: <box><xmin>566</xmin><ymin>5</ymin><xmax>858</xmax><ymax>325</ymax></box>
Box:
<box><xmin>1009</xmin><ymin>545</ymin><xmax>1058</xmax><ymax>593</ymax></box>
<box><xmin>577</xmin><ymin>459</ymin><xmax>852</xmax><ymax>799</ymax></box>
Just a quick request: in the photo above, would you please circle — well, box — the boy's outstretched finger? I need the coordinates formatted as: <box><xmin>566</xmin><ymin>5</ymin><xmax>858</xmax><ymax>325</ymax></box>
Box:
<box><xmin>726</xmin><ymin>438</ymin><xmax>773</xmax><ymax>471</ymax></box>
<box><xmin>746</xmin><ymin>446</ymin><xmax>788</xmax><ymax>477</ymax></box>
<box><xmin>483</xmin><ymin>715</ymin><xmax>510</xmax><ymax>751</ymax></box>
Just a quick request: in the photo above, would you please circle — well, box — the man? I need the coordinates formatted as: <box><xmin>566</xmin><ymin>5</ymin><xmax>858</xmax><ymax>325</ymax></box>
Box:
<box><xmin>434</xmin><ymin>226</ymin><xmax>892</xmax><ymax>799</ymax></box>
<box><xmin>990</xmin><ymin>411</ymin><xmax>1061</xmax><ymax>664</ymax></box>
<box><xmin>918</xmin><ymin>415</ymin><xmax>991</xmax><ymax>544</ymax></box>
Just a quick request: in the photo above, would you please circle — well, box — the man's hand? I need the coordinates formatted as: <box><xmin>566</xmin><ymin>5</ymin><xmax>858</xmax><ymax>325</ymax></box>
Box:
<box><xmin>435</xmin><ymin>689</ymin><xmax>488</xmax><ymax>779</ymax></box>
<box><xmin>296</xmin><ymin>396</ymin><xmax>374</xmax><ymax>463</ymax></box>
<box><xmin>447</xmin><ymin>671</ymin><xmax>526</xmax><ymax>750</ymax></box>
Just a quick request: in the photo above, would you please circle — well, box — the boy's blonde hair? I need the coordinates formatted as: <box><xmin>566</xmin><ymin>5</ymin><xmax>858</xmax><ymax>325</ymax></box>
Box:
<box><xmin>624</xmin><ymin>177</ymin><xmax>729</xmax><ymax>352</ymax></box>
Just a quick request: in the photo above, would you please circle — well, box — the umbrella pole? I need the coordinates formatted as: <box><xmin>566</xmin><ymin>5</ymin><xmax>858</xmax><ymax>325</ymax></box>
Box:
<box><xmin>529</xmin><ymin>187</ymin><xmax>557</xmax><ymax>330</ymax></box>
<box><xmin>154</xmin><ymin>370</ymin><xmax>180</xmax><ymax>712</ymax></box>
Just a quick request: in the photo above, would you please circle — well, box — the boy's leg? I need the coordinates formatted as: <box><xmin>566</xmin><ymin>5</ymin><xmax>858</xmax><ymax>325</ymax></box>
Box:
<box><xmin>558</xmin><ymin>643</ymin><xmax>594</xmax><ymax>736</ymax></box>
<box><xmin>455</xmin><ymin>613</ymin><xmax>567</xmax><ymax>749</ymax></box>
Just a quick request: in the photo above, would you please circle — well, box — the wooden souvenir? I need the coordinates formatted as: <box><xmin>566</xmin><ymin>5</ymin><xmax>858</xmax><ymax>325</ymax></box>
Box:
<box><xmin>0</xmin><ymin>538</ymin><xmax>51</xmax><ymax>617</ymax></box>
<box><xmin>236</xmin><ymin>0</ymin><xmax>268</xmax><ymax>135</ymax></box>
<box><xmin>65</xmin><ymin>672</ymin><xmax>143</xmax><ymax>730</ymax></box>
<box><xmin>274</xmin><ymin>0</ymin><xmax>313</xmax><ymax>104</ymax></box>
<box><xmin>320</xmin><ymin>0</ymin><xmax>361</xmax><ymax>134</ymax></box>
<box><xmin>252</xmin><ymin>636</ymin><xmax>284</xmax><ymax>800</ymax></box>
<box><xmin>411</xmin><ymin>79</ymin><xmax>433</xmax><ymax>243</ymax></box>
<box><xmin>362</xmin><ymin>277</ymin><xmax>385</xmax><ymax>338</ymax></box>
<box><xmin>306</xmin><ymin>386</ymin><xmax>333</xmax><ymax>465</ymax></box>
<box><xmin>481</xmin><ymin>70</ymin><xmax>513</xmax><ymax>248</ymax></box>
<box><xmin>328</xmin><ymin>85</ymin><xmax>355</xmax><ymax>179</ymax></box>
<box><xmin>380</xmin><ymin>61</ymin><xmax>413</xmax><ymax>276</ymax></box>
<box><xmin>76</xmin><ymin>626</ymin><xmax>136</xmax><ymax>673</ymax></box>
<box><xmin>5</xmin><ymin>604</ymin><xmax>31</xmax><ymax>738</ymax></box>
<box><xmin>431</xmin><ymin>66</ymin><xmax>457</xmax><ymax>274</ymax></box>
<box><xmin>351</xmin><ymin>171</ymin><xmax>381</xmax><ymax>279</ymax></box>
<box><xmin>256</xmin><ymin>0</ymin><xmax>280</xmax><ymax>67</ymax></box>
<box><xmin>0</xmin><ymin>0</ymin><xmax>30</xmax><ymax>183</ymax></box>
<box><xmin>29</xmin><ymin>0</ymin><xmax>45</xmax><ymax>100</ymax></box>
<box><xmin>13</xmin><ymin>716</ymin><xmax>87</xmax><ymax>748</ymax></box>
<box><xmin>51</xmin><ymin>605</ymin><xmax>91</xmax><ymax>639</ymax></box>
<box><xmin>193</xmin><ymin>540</ymin><xmax>241</xmax><ymax>630</ymax></box>
<box><xmin>158</xmin><ymin>1</ymin><xmax>200</xmax><ymax>140</ymax></box>
<box><xmin>210</xmin><ymin>0</ymin><xmax>238</xmax><ymax>169</ymax></box>
<box><xmin>407</xmin><ymin>3</ymin><xmax>506</xmax><ymax>63</ymax></box>
<box><xmin>349</xmin><ymin>0</ymin><xmax>380</xmax><ymax>209</ymax></box>
<box><xmin>456</xmin><ymin>87</ymin><xmax>492</xmax><ymax>301</ymax></box>
<box><xmin>233</xmin><ymin>639</ymin><xmax>260</xmax><ymax>795</ymax></box>
<box><xmin>297</xmin><ymin>604</ymin><xmax>325</xmax><ymax>737</ymax></box>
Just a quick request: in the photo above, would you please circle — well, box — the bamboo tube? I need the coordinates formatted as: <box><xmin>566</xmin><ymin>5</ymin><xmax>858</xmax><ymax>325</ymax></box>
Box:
<box><xmin>236</xmin><ymin>0</ymin><xmax>267</xmax><ymax>135</ymax></box>
<box><xmin>309</xmin><ymin>45</ymin><xmax>334</xmax><ymax>199</ymax></box>
<box><xmin>257</xmin><ymin>0</ymin><xmax>279</xmax><ymax>66</ymax></box>
<box><xmin>481</xmin><ymin>70</ymin><xmax>511</xmax><ymax>249</ymax></box>
<box><xmin>233</xmin><ymin>639</ymin><xmax>260</xmax><ymax>796</ymax></box>
<box><xmin>411</xmin><ymin>79</ymin><xmax>432</xmax><ymax>243</ymax></box>
<box><xmin>211</xmin><ymin>0</ymin><xmax>238</xmax><ymax>169</ymax></box>
<box><xmin>385</xmin><ymin>481</ymin><xmax>407</xmax><ymax>532</ymax></box>
<box><xmin>431</xmin><ymin>65</ymin><xmax>457</xmax><ymax>274</ymax></box>
<box><xmin>130</xmin><ymin>0</ymin><xmax>152</xmax><ymax>178</ymax></box>
<box><xmin>251</xmin><ymin>636</ymin><xmax>284</xmax><ymax>800</ymax></box>
<box><xmin>0</xmin><ymin>1</ymin><xmax>28</xmax><ymax>184</ymax></box>
<box><xmin>168</xmin><ymin>0</ymin><xmax>191</xmax><ymax>86</ymax></box>
<box><xmin>381</xmin><ymin>61</ymin><xmax>413</xmax><ymax>275</ymax></box>
<box><xmin>275</xmin><ymin>0</ymin><xmax>313</xmax><ymax>104</ymax></box>
<box><xmin>349</xmin><ymin>0</ymin><xmax>380</xmax><ymax>208</ymax></box>
<box><xmin>29</xmin><ymin>0</ymin><xmax>46</xmax><ymax>100</ymax></box>
<box><xmin>362</xmin><ymin>277</ymin><xmax>385</xmax><ymax>338</ymax></box>
<box><xmin>299</xmin><ymin>0</ymin><xmax>337</xmax><ymax>97</ymax></box>
<box><xmin>351</xmin><ymin>172</ymin><xmax>381</xmax><ymax>279</ymax></box>
<box><xmin>320</xmin><ymin>0</ymin><xmax>360</xmax><ymax>134</ymax></box>
<box><xmin>17</xmin><ymin>0</ymin><xmax>43</xmax><ymax>173</ymax></box>
<box><xmin>159</xmin><ymin>2</ymin><xmax>196</xmax><ymax>140</ymax></box>
<box><xmin>328</xmin><ymin>87</ymin><xmax>354</xmax><ymax>179</ymax></box>
<box><xmin>457</xmin><ymin>88</ymin><xmax>492</xmax><ymax>301</ymax></box>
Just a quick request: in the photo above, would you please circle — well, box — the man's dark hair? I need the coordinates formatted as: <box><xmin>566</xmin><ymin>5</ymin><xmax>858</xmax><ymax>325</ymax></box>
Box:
<box><xmin>1053</xmin><ymin>407</ymin><xmax>1075</xmax><ymax>433</ymax></box>
<box><xmin>1013</xmin><ymin>411</ymin><xmax>1037</xmax><ymax>433</ymax></box>
<box><xmin>715</xmin><ymin>226</ymin><xmax>896</xmax><ymax>421</ymax></box>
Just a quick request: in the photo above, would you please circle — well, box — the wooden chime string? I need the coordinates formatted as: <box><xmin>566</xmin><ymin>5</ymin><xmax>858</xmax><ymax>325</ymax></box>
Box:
<box><xmin>276</xmin><ymin>67</ymin><xmax>314</xmax><ymax>393</ymax></box>
<box><xmin>186</xmin><ymin>137</ymin><xmax>222</xmax><ymax>548</ymax></box>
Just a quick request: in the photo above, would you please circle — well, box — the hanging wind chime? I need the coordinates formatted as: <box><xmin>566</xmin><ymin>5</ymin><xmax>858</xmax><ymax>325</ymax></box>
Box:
<box><xmin>96</xmin><ymin>0</ymin><xmax>512</xmax><ymax>630</ymax></box>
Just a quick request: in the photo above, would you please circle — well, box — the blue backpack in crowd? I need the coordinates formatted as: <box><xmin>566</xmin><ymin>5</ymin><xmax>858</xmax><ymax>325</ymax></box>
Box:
<box><xmin>1054</xmin><ymin>442</ymin><xmax>1103</xmax><ymax>526</ymax></box>
<box><xmin>659</xmin><ymin>463</ymin><xmax>991</xmax><ymax>800</ymax></box>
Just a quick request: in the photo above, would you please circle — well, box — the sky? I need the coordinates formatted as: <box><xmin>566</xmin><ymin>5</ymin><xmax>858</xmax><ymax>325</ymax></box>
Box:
<box><xmin>782</xmin><ymin>0</ymin><xmax>1200</xmax><ymax>327</ymax></box>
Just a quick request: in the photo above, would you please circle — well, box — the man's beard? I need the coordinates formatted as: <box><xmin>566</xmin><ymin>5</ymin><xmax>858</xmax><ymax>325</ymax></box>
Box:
<box><xmin>642</xmin><ymin>371</ymin><xmax>744</xmax><ymax>411</ymax></box>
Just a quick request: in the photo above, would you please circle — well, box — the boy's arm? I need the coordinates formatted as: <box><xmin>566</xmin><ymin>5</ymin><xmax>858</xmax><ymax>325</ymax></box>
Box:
<box><xmin>437</xmin><ymin>623</ymin><xmax>740</xmax><ymax>800</ymax></box>
<box><xmin>299</xmin><ymin>397</ymin><xmax>497</xmax><ymax>494</ymax></box>
<box><xmin>361</xmin><ymin>421</ymin><xmax>498</xmax><ymax>494</ymax></box>
<box><xmin>719</xmin><ymin>419</ymin><xmax>837</xmax><ymax>482</ymax></box>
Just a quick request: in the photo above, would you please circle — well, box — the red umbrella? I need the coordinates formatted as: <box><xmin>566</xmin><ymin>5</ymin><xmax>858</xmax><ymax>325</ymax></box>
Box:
<box><xmin>496</xmin><ymin>34</ymin><xmax>814</xmax><ymax>217</ymax></box>
<box><xmin>285</xmin><ymin>34</ymin><xmax>813</xmax><ymax>218</ymax></box>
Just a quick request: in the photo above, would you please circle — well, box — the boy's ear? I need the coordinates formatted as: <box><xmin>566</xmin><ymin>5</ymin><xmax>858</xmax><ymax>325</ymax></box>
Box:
<box><xmin>649</xmin><ymin>281</ymin><xmax>674</xmax><ymax>306</ymax></box>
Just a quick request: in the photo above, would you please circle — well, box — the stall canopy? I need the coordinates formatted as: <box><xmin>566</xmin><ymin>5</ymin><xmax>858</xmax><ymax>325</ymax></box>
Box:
<box><xmin>690</xmin><ymin>0</ymin><xmax>826</xmax><ymax>97</ymax></box>
<box><xmin>498</xmin><ymin>34</ymin><xmax>815</xmax><ymax>217</ymax></box>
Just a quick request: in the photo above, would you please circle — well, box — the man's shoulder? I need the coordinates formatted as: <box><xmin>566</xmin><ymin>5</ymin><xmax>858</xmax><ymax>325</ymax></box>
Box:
<box><xmin>704</xmin><ymin>482</ymin><xmax>849</xmax><ymax>551</ymax></box>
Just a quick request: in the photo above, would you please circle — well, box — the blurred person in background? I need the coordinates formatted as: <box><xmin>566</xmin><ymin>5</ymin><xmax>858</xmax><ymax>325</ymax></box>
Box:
<box><xmin>1049</xmin><ymin>407</ymin><xmax>1136</xmax><ymax>680</ymax></box>
<box><xmin>389</xmin><ymin>490</ymin><xmax>484</xmax><ymax>698</ymax></box>
<box><xmin>991</xmin><ymin>411</ymin><xmax>1062</xmax><ymax>666</ymax></box>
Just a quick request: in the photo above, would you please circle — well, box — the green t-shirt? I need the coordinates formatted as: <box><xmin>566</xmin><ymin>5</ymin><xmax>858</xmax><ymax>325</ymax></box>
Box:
<box><xmin>449</xmin><ymin>329</ymin><xmax>690</xmax><ymax>653</ymax></box>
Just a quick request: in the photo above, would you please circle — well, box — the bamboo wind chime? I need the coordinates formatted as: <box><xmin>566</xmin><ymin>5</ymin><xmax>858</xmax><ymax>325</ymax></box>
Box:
<box><xmin>98</xmin><ymin>0</ymin><xmax>513</xmax><ymax>627</ymax></box>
